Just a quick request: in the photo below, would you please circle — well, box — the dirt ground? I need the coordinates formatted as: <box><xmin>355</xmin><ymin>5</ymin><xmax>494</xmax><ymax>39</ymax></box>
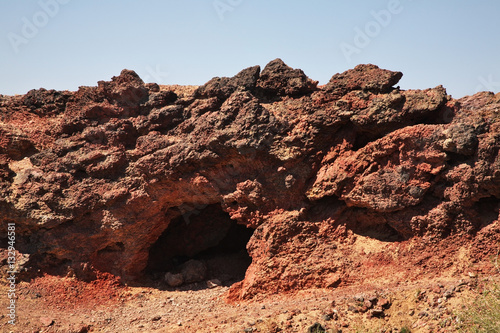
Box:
<box><xmin>1</xmin><ymin>232</ymin><xmax>499</xmax><ymax>333</ymax></box>
<box><xmin>1</xmin><ymin>274</ymin><xmax>497</xmax><ymax>333</ymax></box>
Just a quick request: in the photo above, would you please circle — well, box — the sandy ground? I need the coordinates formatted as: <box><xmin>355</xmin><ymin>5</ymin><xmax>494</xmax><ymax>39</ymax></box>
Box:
<box><xmin>1</xmin><ymin>266</ymin><xmax>498</xmax><ymax>332</ymax></box>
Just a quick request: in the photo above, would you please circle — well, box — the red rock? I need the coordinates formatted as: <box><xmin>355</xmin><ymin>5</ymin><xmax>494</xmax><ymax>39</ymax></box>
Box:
<box><xmin>378</xmin><ymin>298</ymin><xmax>391</xmax><ymax>309</ymax></box>
<box><xmin>324</xmin><ymin>64</ymin><xmax>402</xmax><ymax>95</ymax></box>
<box><xmin>256</xmin><ymin>58</ymin><xmax>318</xmax><ymax>99</ymax></box>
<box><xmin>369</xmin><ymin>308</ymin><xmax>385</xmax><ymax>318</ymax></box>
<box><xmin>0</xmin><ymin>60</ymin><xmax>499</xmax><ymax>301</ymax></box>
<box><xmin>195</xmin><ymin>65</ymin><xmax>260</xmax><ymax>100</ymax></box>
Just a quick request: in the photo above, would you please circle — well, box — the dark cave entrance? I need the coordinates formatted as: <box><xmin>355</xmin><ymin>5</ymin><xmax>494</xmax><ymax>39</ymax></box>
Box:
<box><xmin>145</xmin><ymin>203</ymin><xmax>254</xmax><ymax>286</ymax></box>
<box><xmin>473</xmin><ymin>196</ymin><xmax>500</xmax><ymax>230</ymax></box>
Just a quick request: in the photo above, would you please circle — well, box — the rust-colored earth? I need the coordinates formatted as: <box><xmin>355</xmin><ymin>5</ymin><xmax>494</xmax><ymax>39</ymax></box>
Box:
<box><xmin>0</xmin><ymin>59</ymin><xmax>499</xmax><ymax>332</ymax></box>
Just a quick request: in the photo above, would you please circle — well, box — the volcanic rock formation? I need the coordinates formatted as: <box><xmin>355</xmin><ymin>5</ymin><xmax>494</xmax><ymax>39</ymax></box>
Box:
<box><xmin>0</xmin><ymin>59</ymin><xmax>499</xmax><ymax>299</ymax></box>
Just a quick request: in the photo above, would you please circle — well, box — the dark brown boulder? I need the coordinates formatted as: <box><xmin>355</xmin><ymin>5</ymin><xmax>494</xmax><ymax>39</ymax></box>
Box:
<box><xmin>324</xmin><ymin>63</ymin><xmax>403</xmax><ymax>95</ymax></box>
<box><xmin>195</xmin><ymin>65</ymin><xmax>260</xmax><ymax>100</ymax></box>
<box><xmin>256</xmin><ymin>58</ymin><xmax>318</xmax><ymax>99</ymax></box>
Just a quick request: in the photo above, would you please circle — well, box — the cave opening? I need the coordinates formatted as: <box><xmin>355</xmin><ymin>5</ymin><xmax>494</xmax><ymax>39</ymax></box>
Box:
<box><xmin>145</xmin><ymin>203</ymin><xmax>254</xmax><ymax>287</ymax></box>
<box><xmin>473</xmin><ymin>196</ymin><xmax>500</xmax><ymax>230</ymax></box>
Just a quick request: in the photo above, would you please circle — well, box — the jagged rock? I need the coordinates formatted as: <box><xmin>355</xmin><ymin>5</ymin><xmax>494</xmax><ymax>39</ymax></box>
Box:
<box><xmin>145</xmin><ymin>90</ymin><xmax>178</xmax><ymax>108</ymax></box>
<box><xmin>195</xmin><ymin>65</ymin><xmax>260</xmax><ymax>100</ymax></box>
<box><xmin>256</xmin><ymin>58</ymin><xmax>318</xmax><ymax>98</ymax></box>
<box><xmin>307</xmin><ymin>124</ymin><xmax>449</xmax><ymax>213</ymax></box>
<box><xmin>97</xmin><ymin>69</ymin><xmax>149</xmax><ymax>107</ymax></box>
<box><xmin>324</xmin><ymin>63</ymin><xmax>402</xmax><ymax>94</ymax></box>
<box><xmin>23</xmin><ymin>88</ymin><xmax>70</xmax><ymax>116</ymax></box>
<box><xmin>0</xmin><ymin>60</ymin><xmax>498</xmax><ymax>301</ymax></box>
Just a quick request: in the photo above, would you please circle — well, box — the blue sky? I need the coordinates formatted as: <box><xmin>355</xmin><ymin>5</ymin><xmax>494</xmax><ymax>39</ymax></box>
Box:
<box><xmin>1</xmin><ymin>0</ymin><xmax>499</xmax><ymax>98</ymax></box>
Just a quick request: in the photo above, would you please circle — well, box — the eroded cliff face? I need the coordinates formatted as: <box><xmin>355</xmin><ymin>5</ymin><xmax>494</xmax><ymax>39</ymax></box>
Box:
<box><xmin>0</xmin><ymin>59</ymin><xmax>499</xmax><ymax>299</ymax></box>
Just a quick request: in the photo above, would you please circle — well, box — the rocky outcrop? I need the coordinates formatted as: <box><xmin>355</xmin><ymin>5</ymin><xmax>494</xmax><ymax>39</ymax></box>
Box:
<box><xmin>0</xmin><ymin>59</ymin><xmax>499</xmax><ymax>299</ymax></box>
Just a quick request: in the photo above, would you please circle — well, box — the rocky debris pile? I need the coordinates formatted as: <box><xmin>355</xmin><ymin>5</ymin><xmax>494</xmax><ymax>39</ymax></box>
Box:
<box><xmin>346</xmin><ymin>295</ymin><xmax>391</xmax><ymax>318</ymax></box>
<box><xmin>301</xmin><ymin>278</ymin><xmax>482</xmax><ymax>332</ymax></box>
<box><xmin>164</xmin><ymin>259</ymin><xmax>207</xmax><ymax>287</ymax></box>
<box><xmin>0</xmin><ymin>59</ymin><xmax>499</xmax><ymax>300</ymax></box>
<box><xmin>406</xmin><ymin>280</ymin><xmax>474</xmax><ymax>331</ymax></box>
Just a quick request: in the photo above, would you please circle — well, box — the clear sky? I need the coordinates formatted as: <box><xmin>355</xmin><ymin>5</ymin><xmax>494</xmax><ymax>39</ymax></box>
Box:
<box><xmin>1</xmin><ymin>0</ymin><xmax>499</xmax><ymax>98</ymax></box>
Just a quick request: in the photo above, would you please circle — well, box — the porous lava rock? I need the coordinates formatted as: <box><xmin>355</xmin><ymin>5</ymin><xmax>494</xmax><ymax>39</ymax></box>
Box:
<box><xmin>0</xmin><ymin>60</ymin><xmax>499</xmax><ymax>300</ymax></box>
